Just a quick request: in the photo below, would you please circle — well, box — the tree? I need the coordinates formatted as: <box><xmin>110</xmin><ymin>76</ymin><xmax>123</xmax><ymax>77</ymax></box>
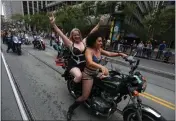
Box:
<box><xmin>22</xmin><ymin>13</ymin><xmax>50</xmax><ymax>32</ymax></box>
<box><xmin>11</xmin><ymin>14</ymin><xmax>23</xmax><ymax>22</ymax></box>
<box><xmin>54</xmin><ymin>5</ymin><xmax>93</xmax><ymax>36</ymax></box>
<box><xmin>122</xmin><ymin>1</ymin><xmax>175</xmax><ymax>43</ymax></box>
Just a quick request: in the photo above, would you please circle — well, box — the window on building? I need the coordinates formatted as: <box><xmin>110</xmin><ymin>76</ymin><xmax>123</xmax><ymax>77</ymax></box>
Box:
<box><xmin>47</xmin><ymin>1</ymin><xmax>53</xmax><ymax>4</ymax></box>
<box><xmin>23</xmin><ymin>1</ymin><xmax>28</xmax><ymax>15</ymax></box>
<box><xmin>77</xmin><ymin>1</ymin><xmax>83</xmax><ymax>4</ymax></box>
<box><xmin>43</xmin><ymin>1</ymin><xmax>46</xmax><ymax>7</ymax></box>
<box><xmin>34</xmin><ymin>1</ymin><xmax>37</xmax><ymax>13</ymax></box>
<box><xmin>29</xmin><ymin>1</ymin><xmax>33</xmax><ymax>15</ymax></box>
<box><xmin>38</xmin><ymin>1</ymin><xmax>42</xmax><ymax>10</ymax></box>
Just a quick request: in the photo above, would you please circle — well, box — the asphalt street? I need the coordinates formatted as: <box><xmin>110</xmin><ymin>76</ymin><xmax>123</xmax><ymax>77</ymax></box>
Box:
<box><xmin>1</xmin><ymin>42</ymin><xmax>175</xmax><ymax>120</ymax></box>
<box><xmin>1</xmin><ymin>56</ymin><xmax>22</xmax><ymax>120</ymax></box>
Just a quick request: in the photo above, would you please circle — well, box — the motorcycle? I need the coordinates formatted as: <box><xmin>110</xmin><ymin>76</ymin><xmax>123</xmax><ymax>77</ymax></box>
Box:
<box><xmin>32</xmin><ymin>36</ymin><xmax>45</xmax><ymax>50</ymax></box>
<box><xmin>24</xmin><ymin>34</ymin><xmax>31</xmax><ymax>45</ymax></box>
<box><xmin>12</xmin><ymin>36</ymin><xmax>22</xmax><ymax>55</ymax></box>
<box><xmin>60</xmin><ymin>53</ymin><xmax>166</xmax><ymax>121</ymax></box>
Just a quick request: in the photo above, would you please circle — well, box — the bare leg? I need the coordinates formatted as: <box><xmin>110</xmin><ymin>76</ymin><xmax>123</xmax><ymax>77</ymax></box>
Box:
<box><xmin>67</xmin><ymin>73</ymin><xmax>94</xmax><ymax>121</ymax></box>
<box><xmin>70</xmin><ymin>67</ymin><xmax>82</xmax><ymax>83</ymax></box>
<box><xmin>76</xmin><ymin>79</ymin><xmax>93</xmax><ymax>101</ymax></box>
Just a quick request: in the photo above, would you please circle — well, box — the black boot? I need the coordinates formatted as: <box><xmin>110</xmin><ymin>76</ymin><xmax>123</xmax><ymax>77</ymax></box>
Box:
<box><xmin>67</xmin><ymin>101</ymin><xmax>82</xmax><ymax>121</ymax></box>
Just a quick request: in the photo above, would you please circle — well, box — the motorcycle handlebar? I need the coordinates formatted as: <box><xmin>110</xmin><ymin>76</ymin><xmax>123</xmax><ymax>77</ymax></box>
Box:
<box><xmin>124</xmin><ymin>56</ymin><xmax>136</xmax><ymax>65</ymax></box>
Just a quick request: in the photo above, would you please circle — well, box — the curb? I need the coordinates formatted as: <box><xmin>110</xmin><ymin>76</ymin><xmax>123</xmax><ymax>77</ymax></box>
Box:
<box><xmin>107</xmin><ymin>57</ymin><xmax>175</xmax><ymax>80</ymax></box>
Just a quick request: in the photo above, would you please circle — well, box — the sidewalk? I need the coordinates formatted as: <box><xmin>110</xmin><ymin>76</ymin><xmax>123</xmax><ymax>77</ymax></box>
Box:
<box><xmin>110</xmin><ymin>56</ymin><xmax>175</xmax><ymax>74</ymax></box>
<box><xmin>107</xmin><ymin>56</ymin><xmax>175</xmax><ymax>79</ymax></box>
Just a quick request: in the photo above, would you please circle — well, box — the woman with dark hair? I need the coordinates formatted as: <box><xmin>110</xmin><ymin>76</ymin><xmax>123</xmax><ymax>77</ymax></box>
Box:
<box><xmin>67</xmin><ymin>30</ymin><xmax>127</xmax><ymax>121</ymax></box>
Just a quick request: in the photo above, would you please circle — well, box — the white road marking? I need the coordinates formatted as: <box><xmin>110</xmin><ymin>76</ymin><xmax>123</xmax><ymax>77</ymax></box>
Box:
<box><xmin>1</xmin><ymin>52</ymin><xmax>29</xmax><ymax>120</ymax></box>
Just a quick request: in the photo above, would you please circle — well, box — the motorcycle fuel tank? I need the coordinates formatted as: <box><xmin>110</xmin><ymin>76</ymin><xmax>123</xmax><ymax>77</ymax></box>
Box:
<box><xmin>94</xmin><ymin>76</ymin><xmax>122</xmax><ymax>94</ymax></box>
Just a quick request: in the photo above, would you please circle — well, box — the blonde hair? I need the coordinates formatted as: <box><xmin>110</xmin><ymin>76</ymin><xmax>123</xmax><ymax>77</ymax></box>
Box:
<box><xmin>69</xmin><ymin>28</ymin><xmax>83</xmax><ymax>42</ymax></box>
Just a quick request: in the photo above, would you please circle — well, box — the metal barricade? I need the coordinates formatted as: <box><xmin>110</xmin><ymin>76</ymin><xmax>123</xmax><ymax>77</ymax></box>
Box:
<box><xmin>107</xmin><ymin>44</ymin><xmax>175</xmax><ymax>64</ymax></box>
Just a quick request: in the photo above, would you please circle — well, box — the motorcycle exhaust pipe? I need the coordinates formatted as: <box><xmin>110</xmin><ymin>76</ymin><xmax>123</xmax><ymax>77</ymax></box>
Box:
<box><xmin>107</xmin><ymin>108</ymin><xmax>112</xmax><ymax>119</ymax></box>
<box><xmin>71</xmin><ymin>91</ymin><xmax>76</xmax><ymax>98</ymax></box>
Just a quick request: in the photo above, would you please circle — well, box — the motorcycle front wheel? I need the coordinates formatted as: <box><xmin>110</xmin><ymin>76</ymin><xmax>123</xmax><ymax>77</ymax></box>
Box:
<box><xmin>17</xmin><ymin>46</ymin><xmax>21</xmax><ymax>55</ymax></box>
<box><xmin>123</xmin><ymin>108</ymin><xmax>166</xmax><ymax>121</ymax></box>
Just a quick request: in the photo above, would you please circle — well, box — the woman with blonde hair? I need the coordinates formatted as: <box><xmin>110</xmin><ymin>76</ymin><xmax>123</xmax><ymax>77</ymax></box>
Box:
<box><xmin>49</xmin><ymin>13</ymin><xmax>104</xmax><ymax>84</ymax></box>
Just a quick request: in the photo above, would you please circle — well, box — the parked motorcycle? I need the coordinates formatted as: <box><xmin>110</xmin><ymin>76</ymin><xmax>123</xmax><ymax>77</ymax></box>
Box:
<box><xmin>32</xmin><ymin>36</ymin><xmax>45</xmax><ymax>50</ymax></box>
<box><xmin>12</xmin><ymin>36</ymin><xmax>22</xmax><ymax>55</ymax></box>
<box><xmin>60</xmin><ymin>53</ymin><xmax>166</xmax><ymax>121</ymax></box>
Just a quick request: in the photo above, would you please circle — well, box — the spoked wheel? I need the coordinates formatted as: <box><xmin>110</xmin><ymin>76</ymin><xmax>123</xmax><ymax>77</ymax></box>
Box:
<box><xmin>67</xmin><ymin>80</ymin><xmax>81</xmax><ymax>99</ymax></box>
<box><xmin>67</xmin><ymin>80</ymin><xmax>77</xmax><ymax>98</ymax></box>
<box><xmin>123</xmin><ymin>109</ymin><xmax>166</xmax><ymax>121</ymax></box>
<box><xmin>126</xmin><ymin>113</ymin><xmax>155</xmax><ymax>121</ymax></box>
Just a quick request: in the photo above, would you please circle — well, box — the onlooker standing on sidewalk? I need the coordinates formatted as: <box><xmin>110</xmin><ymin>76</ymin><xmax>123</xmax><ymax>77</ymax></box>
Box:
<box><xmin>117</xmin><ymin>39</ymin><xmax>124</xmax><ymax>52</ymax></box>
<box><xmin>123</xmin><ymin>40</ymin><xmax>128</xmax><ymax>52</ymax></box>
<box><xmin>146</xmin><ymin>41</ymin><xmax>152</xmax><ymax>59</ymax></box>
<box><xmin>112</xmin><ymin>40</ymin><xmax>118</xmax><ymax>51</ymax></box>
<box><xmin>136</xmin><ymin>41</ymin><xmax>144</xmax><ymax>57</ymax></box>
<box><xmin>156</xmin><ymin>41</ymin><xmax>166</xmax><ymax>59</ymax></box>
<box><xmin>130</xmin><ymin>40</ymin><xmax>137</xmax><ymax>54</ymax></box>
<box><xmin>152</xmin><ymin>39</ymin><xmax>158</xmax><ymax>50</ymax></box>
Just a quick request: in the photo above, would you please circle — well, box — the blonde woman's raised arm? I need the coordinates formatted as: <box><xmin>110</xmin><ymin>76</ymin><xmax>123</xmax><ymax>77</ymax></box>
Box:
<box><xmin>49</xmin><ymin>13</ymin><xmax>72</xmax><ymax>47</ymax></box>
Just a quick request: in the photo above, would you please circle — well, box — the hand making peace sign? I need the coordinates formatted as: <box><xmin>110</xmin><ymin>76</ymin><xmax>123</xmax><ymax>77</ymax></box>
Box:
<box><xmin>48</xmin><ymin>12</ymin><xmax>56</xmax><ymax>25</ymax></box>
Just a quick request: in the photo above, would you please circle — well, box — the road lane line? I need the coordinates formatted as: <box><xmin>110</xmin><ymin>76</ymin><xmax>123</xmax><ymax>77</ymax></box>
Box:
<box><xmin>140</xmin><ymin>93</ymin><xmax>175</xmax><ymax>110</ymax></box>
<box><xmin>143</xmin><ymin>92</ymin><xmax>175</xmax><ymax>107</ymax></box>
<box><xmin>1</xmin><ymin>52</ymin><xmax>29</xmax><ymax>120</ymax></box>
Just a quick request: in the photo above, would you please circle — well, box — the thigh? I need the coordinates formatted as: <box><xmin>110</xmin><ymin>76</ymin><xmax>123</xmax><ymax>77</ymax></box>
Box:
<box><xmin>70</xmin><ymin>67</ymin><xmax>82</xmax><ymax>77</ymax></box>
<box><xmin>82</xmin><ymin>77</ymin><xmax>93</xmax><ymax>98</ymax></box>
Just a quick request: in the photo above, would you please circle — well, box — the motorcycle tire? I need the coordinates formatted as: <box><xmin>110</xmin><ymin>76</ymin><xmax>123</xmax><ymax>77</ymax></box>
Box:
<box><xmin>33</xmin><ymin>44</ymin><xmax>36</xmax><ymax>49</ymax></box>
<box><xmin>12</xmin><ymin>48</ymin><xmax>16</xmax><ymax>52</ymax></box>
<box><xmin>17</xmin><ymin>49</ymin><xmax>21</xmax><ymax>55</ymax></box>
<box><xmin>42</xmin><ymin>46</ymin><xmax>45</xmax><ymax>50</ymax></box>
<box><xmin>67</xmin><ymin>80</ymin><xmax>77</xmax><ymax>98</ymax></box>
<box><xmin>123</xmin><ymin>107</ymin><xmax>166</xmax><ymax>121</ymax></box>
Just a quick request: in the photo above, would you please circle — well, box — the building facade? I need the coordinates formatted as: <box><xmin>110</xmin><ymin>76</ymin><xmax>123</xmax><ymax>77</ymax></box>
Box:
<box><xmin>2</xmin><ymin>1</ymin><xmax>23</xmax><ymax>21</ymax></box>
<box><xmin>2</xmin><ymin>1</ymin><xmax>49</xmax><ymax>20</ymax></box>
<box><xmin>45</xmin><ymin>1</ymin><xmax>83</xmax><ymax>12</ymax></box>
<box><xmin>2</xmin><ymin>0</ymin><xmax>83</xmax><ymax>20</ymax></box>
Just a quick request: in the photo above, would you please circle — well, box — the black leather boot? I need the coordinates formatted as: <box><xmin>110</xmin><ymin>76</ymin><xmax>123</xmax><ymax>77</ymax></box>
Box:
<box><xmin>67</xmin><ymin>101</ymin><xmax>82</xmax><ymax>121</ymax></box>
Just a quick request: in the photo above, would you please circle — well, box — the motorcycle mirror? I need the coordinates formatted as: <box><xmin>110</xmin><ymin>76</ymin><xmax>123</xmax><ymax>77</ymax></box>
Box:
<box><xmin>136</xmin><ymin>59</ymin><xmax>140</xmax><ymax>66</ymax></box>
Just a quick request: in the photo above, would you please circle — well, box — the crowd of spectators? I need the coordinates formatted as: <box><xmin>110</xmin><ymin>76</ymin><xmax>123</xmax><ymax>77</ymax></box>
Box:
<box><xmin>109</xmin><ymin>39</ymin><xmax>173</xmax><ymax>63</ymax></box>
